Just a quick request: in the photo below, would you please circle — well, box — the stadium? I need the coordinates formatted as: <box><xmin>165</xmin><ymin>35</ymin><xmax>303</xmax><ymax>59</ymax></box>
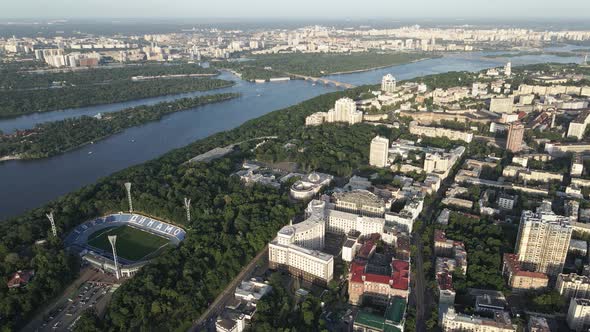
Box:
<box><xmin>65</xmin><ymin>213</ymin><xmax>186</xmax><ymax>278</ymax></box>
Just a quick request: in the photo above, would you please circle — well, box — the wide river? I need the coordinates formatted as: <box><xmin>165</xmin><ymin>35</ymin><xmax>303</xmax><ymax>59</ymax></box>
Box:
<box><xmin>0</xmin><ymin>51</ymin><xmax>582</xmax><ymax>220</ymax></box>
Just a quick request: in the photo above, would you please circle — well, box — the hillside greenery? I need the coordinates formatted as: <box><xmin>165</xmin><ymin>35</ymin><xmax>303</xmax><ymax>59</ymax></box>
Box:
<box><xmin>0</xmin><ymin>85</ymin><xmax>373</xmax><ymax>331</ymax></box>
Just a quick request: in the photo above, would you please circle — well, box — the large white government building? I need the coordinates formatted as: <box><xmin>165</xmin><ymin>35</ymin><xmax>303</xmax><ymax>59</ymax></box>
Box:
<box><xmin>269</xmin><ymin>200</ymin><xmax>334</xmax><ymax>285</ymax></box>
<box><xmin>269</xmin><ymin>190</ymin><xmax>395</xmax><ymax>285</ymax></box>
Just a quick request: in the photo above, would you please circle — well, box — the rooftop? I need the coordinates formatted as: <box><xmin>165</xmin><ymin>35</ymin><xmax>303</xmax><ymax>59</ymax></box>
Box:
<box><xmin>503</xmin><ymin>253</ymin><xmax>549</xmax><ymax>279</ymax></box>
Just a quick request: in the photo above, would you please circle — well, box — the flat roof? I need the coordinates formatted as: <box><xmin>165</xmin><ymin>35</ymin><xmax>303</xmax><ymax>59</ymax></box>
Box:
<box><xmin>385</xmin><ymin>297</ymin><xmax>406</xmax><ymax>324</ymax></box>
<box><xmin>354</xmin><ymin>310</ymin><xmax>384</xmax><ymax>330</ymax></box>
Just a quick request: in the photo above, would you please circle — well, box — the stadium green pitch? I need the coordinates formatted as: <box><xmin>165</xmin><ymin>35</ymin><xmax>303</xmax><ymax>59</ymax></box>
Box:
<box><xmin>87</xmin><ymin>225</ymin><xmax>169</xmax><ymax>261</ymax></box>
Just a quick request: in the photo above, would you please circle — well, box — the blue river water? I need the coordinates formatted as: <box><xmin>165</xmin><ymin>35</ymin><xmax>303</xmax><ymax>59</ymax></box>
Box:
<box><xmin>0</xmin><ymin>50</ymin><xmax>582</xmax><ymax>220</ymax></box>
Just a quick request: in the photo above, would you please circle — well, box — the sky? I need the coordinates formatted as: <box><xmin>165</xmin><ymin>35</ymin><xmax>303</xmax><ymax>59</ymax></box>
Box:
<box><xmin>2</xmin><ymin>0</ymin><xmax>589</xmax><ymax>19</ymax></box>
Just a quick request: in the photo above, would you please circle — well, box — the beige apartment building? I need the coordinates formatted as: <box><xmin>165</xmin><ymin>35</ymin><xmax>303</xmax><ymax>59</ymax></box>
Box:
<box><xmin>515</xmin><ymin>209</ymin><xmax>572</xmax><ymax>277</ymax></box>
<box><xmin>409</xmin><ymin>121</ymin><xmax>473</xmax><ymax>143</ymax></box>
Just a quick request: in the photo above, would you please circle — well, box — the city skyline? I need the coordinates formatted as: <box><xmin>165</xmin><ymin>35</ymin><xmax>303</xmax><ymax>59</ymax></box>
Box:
<box><xmin>2</xmin><ymin>0</ymin><xmax>590</xmax><ymax>19</ymax></box>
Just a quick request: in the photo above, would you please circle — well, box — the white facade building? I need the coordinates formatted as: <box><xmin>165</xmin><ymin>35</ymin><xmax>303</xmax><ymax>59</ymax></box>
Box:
<box><xmin>381</xmin><ymin>74</ymin><xmax>397</xmax><ymax>93</ymax></box>
<box><xmin>370</xmin><ymin>136</ymin><xmax>390</xmax><ymax>168</ymax></box>
<box><xmin>568</xmin><ymin>298</ymin><xmax>590</xmax><ymax>332</ymax></box>
<box><xmin>304</xmin><ymin>98</ymin><xmax>363</xmax><ymax>126</ymax></box>
<box><xmin>290</xmin><ymin>172</ymin><xmax>333</xmax><ymax>200</ymax></box>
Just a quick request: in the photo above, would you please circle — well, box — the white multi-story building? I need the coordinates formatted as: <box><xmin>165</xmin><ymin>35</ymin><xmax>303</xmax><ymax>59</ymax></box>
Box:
<box><xmin>332</xmin><ymin>190</ymin><xmax>387</xmax><ymax>217</ymax></box>
<box><xmin>568</xmin><ymin>298</ymin><xmax>590</xmax><ymax>332</ymax></box>
<box><xmin>504</xmin><ymin>62</ymin><xmax>512</xmax><ymax>76</ymax></box>
<box><xmin>268</xmin><ymin>241</ymin><xmax>334</xmax><ymax>284</ymax></box>
<box><xmin>326</xmin><ymin>209</ymin><xmax>385</xmax><ymax>236</ymax></box>
<box><xmin>234</xmin><ymin>279</ymin><xmax>272</xmax><ymax>304</ymax></box>
<box><xmin>497</xmin><ymin>194</ymin><xmax>517</xmax><ymax>210</ymax></box>
<box><xmin>515</xmin><ymin>206</ymin><xmax>572</xmax><ymax>277</ymax></box>
<box><xmin>277</xmin><ymin>200</ymin><xmax>326</xmax><ymax>249</ymax></box>
<box><xmin>269</xmin><ymin>200</ymin><xmax>334</xmax><ymax>284</ymax></box>
<box><xmin>305</xmin><ymin>97</ymin><xmax>363</xmax><ymax>126</ymax></box>
<box><xmin>441</xmin><ymin>308</ymin><xmax>516</xmax><ymax>332</ymax></box>
<box><xmin>268</xmin><ymin>200</ymin><xmax>334</xmax><ymax>283</ymax></box>
<box><xmin>289</xmin><ymin>172</ymin><xmax>333</xmax><ymax>200</ymax></box>
<box><xmin>370</xmin><ymin>136</ymin><xmax>390</xmax><ymax>168</ymax></box>
<box><xmin>490</xmin><ymin>96</ymin><xmax>515</xmax><ymax>114</ymax></box>
<box><xmin>572</xmin><ymin>153</ymin><xmax>584</xmax><ymax>177</ymax></box>
<box><xmin>305</xmin><ymin>112</ymin><xmax>328</xmax><ymax>126</ymax></box>
<box><xmin>557</xmin><ymin>273</ymin><xmax>590</xmax><ymax>301</ymax></box>
<box><xmin>328</xmin><ymin>97</ymin><xmax>363</xmax><ymax>124</ymax></box>
<box><xmin>409</xmin><ymin>121</ymin><xmax>473</xmax><ymax>143</ymax></box>
<box><xmin>568</xmin><ymin>111</ymin><xmax>590</xmax><ymax>140</ymax></box>
<box><xmin>381</xmin><ymin>74</ymin><xmax>397</xmax><ymax>93</ymax></box>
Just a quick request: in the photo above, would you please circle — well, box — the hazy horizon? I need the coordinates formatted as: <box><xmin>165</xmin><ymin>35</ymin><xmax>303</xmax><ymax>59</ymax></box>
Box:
<box><xmin>2</xmin><ymin>0</ymin><xmax>590</xmax><ymax>20</ymax></box>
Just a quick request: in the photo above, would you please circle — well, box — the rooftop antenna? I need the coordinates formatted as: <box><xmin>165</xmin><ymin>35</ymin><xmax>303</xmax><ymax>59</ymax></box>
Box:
<box><xmin>108</xmin><ymin>235</ymin><xmax>120</xmax><ymax>280</ymax></box>
<box><xmin>184</xmin><ymin>197</ymin><xmax>191</xmax><ymax>223</ymax></box>
<box><xmin>46</xmin><ymin>211</ymin><xmax>57</xmax><ymax>237</ymax></box>
<box><xmin>124</xmin><ymin>182</ymin><xmax>133</xmax><ymax>212</ymax></box>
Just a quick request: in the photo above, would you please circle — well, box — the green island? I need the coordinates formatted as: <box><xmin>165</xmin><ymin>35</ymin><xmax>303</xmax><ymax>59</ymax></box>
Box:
<box><xmin>3</xmin><ymin>63</ymin><xmax>586</xmax><ymax>331</ymax></box>
<box><xmin>0</xmin><ymin>77</ymin><xmax>234</xmax><ymax>118</ymax></box>
<box><xmin>215</xmin><ymin>52</ymin><xmax>432</xmax><ymax>81</ymax></box>
<box><xmin>0</xmin><ymin>62</ymin><xmax>219</xmax><ymax>90</ymax></box>
<box><xmin>0</xmin><ymin>93</ymin><xmax>239</xmax><ymax>160</ymax></box>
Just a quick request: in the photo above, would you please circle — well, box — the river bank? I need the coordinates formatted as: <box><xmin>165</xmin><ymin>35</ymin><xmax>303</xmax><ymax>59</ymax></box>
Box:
<box><xmin>325</xmin><ymin>56</ymin><xmax>437</xmax><ymax>75</ymax></box>
<box><xmin>0</xmin><ymin>93</ymin><xmax>240</xmax><ymax>161</ymax></box>
<box><xmin>0</xmin><ymin>51</ymin><xmax>583</xmax><ymax>221</ymax></box>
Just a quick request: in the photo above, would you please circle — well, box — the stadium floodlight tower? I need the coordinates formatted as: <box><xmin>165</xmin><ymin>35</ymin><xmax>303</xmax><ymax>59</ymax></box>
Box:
<box><xmin>184</xmin><ymin>197</ymin><xmax>191</xmax><ymax>223</ymax></box>
<box><xmin>108</xmin><ymin>235</ymin><xmax>120</xmax><ymax>280</ymax></box>
<box><xmin>46</xmin><ymin>211</ymin><xmax>57</xmax><ymax>237</ymax></box>
<box><xmin>124</xmin><ymin>182</ymin><xmax>133</xmax><ymax>212</ymax></box>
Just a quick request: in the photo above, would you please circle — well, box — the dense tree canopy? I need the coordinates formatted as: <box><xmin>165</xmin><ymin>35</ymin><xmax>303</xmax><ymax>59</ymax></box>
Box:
<box><xmin>216</xmin><ymin>52</ymin><xmax>431</xmax><ymax>79</ymax></box>
<box><xmin>0</xmin><ymin>78</ymin><xmax>233</xmax><ymax>118</ymax></box>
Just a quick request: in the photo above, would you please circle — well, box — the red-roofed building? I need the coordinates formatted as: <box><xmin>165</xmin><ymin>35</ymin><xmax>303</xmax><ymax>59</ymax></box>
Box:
<box><xmin>502</xmin><ymin>253</ymin><xmax>548</xmax><ymax>292</ymax></box>
<box><xmin>348</xmin><ymin>260</ymin><xmax>410</xmax><ymax>305</ymax></box>
<box><xmin>7</xmin><ymin>270</ymin><xmax>35</xmax><ymax>289</ymax></box>
<box><xmin>357</xmin><ymin>241</ymin><xmax>376</xmax><ymax>260</ymax></box>
<box><xmin>434</xmin><ymin>229</ymin><xmax>454</xmax><ymax>256</ymax></box>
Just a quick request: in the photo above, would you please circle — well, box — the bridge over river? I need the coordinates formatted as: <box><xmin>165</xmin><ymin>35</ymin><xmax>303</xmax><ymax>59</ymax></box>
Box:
<box><xmin>286</xmin><ymin>72</ymin><xmax>356</xmax><ymax>89</ymax></box>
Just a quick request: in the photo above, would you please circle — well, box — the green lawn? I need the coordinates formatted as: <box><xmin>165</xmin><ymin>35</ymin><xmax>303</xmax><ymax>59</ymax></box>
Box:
<box><xmin>87</xmin><ymin>225</ymin><xmax>169</xmax><ymax>261</ymax></box>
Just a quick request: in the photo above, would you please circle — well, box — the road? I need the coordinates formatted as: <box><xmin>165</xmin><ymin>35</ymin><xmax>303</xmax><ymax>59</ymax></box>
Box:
<box><xmin>23</xmin><ymin>266</ymin><xmax>117</xmax><ymax>332</ymax></box>
<box><xmin>412</xmin><ymin>230</ymin><xmax>427</xmax><ymax>332</ymax></box>
<box><xmin>412</xmin><ymin>156</ymin><xmax>466</xmax><ymax>331</ymax></box>
<box><xmin>190</xmin><ymin>245</ymin><xmax>269</xmax><ymax>332</ymax></box>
